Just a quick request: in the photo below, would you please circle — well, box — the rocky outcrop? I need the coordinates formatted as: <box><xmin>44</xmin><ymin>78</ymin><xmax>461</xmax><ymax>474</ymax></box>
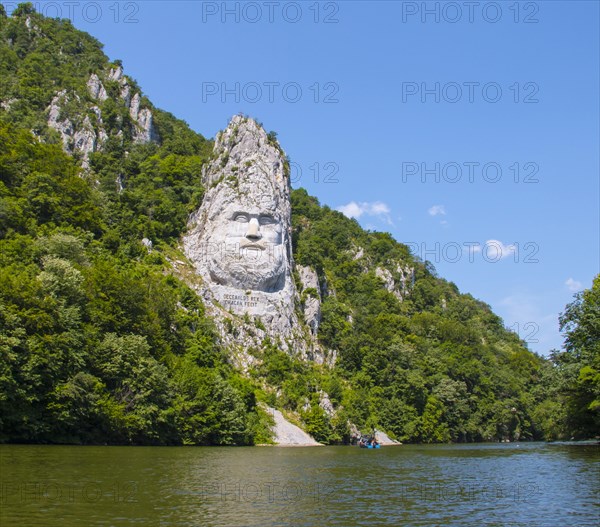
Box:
<box><xmin>395</xmin><ymin>263</ymin><xmax>415</xmax><ymax>297</ymax></box>
<box><xmin>297</xmin><ymin>265</ymin><xmax>321</xmax><ymax>335</ymax></box>
<box><xmin>72</xmin><ymin>116</ymin><xmax>97</xmax><ymax>169</ymax></box>
<box><xmin>349</xmin><ymin>422</ymin><xmax>361</xmax><ymax>442</ymax></box>
<box><xmin>319</xmin><ymin>390</ymin><xmax>335</xmax><ymax>418</ymax></box>
<box><xmin>87</xmin><ymin>73</ymin><xmax>108</xmax><ymax>102</ymax></box>
<box><xmin>129</xmin><ymin>92</ymin><xmax>141</xmax><ymax>121</ymax></box>
<box><xmin>120</xmin><ymin>84</ymin><xmax>131</xmax><ymax>107</ymax></box>
<box><xmin>375</xmin><ymin>264</ymin><xmax>414</xmax><ymax>302</ymax></box>
<box><xmin>375</xmin><ymin>267</ymin><xmax>396</xmax><ymax>296</ymax></box>
<box><xmin>108</xmin><ymin>65</ymin><xmax>124</xmax><ymax>81</ymax></box>
<box><xmin>129</xmin><ymin>93</ymin><xmax>158</xmax><ymax>144</ymax></box>
<box><xmin>47</xmin><ymin>92</ymin><xmax>100</xmax><ymax>169</ymax></box>
<box><xmin>184</xmin><ymin>115</ymin><xmax>294</xmax><ymax>299</ymax></box>
<box><xmin>183</xmin><ymin>116</ymin><xmax>326</xmax><ymax>366</ymax></box>
<box><xmin>109</xmin><ymin>66</ymin><xmax>132</xmax><ymax>106</ymax></box>
<box><xmin>47</xmin><ymin>90</ymin><xmax>75</xmax><ymax>150</ymax></box>
<box><xmin>46</xmin><ymin>67</ymin><xmax>159</xmax><ymax>169</ymax></box>
<box><xmin>133</xmin><ymin>107</ymin><xmax>157</xmax><ymax>143</ymax></box>
<box><xmin>1</xmin><ymin>98</ymin><xmax>17</xmax><ymax>111</ymax></box>
<box><xmin>348</xmin><ymin>424</ymin><xmax>401</xmax><ymax>445</ymax></box>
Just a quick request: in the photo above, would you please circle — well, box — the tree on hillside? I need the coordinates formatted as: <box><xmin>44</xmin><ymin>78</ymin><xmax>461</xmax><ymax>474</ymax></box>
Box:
<box><xmin>555</xmin><ymin>275</ymin><xmax>600</xmax><ymax>438</ymax></box>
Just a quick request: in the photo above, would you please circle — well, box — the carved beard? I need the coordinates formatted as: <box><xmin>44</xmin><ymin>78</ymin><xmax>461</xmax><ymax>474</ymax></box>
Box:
<box><xmin>207</xmin><ymin>240</ymin><xmax>286</xmax><ymax>292</ymax></box>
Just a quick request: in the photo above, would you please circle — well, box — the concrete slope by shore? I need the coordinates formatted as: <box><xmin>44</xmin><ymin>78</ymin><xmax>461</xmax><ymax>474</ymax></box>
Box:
<box><xmin>375</xmin><ymin>429</ymin><xmax>402</xmax><ymax>445</ymax></box>
<box><xmin>266</xmin><ymin>407</ymin><xmax>322</xmax><ymax>446</ymax></box>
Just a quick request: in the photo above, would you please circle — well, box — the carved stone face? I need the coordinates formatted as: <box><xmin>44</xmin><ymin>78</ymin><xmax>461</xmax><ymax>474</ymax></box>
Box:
<box><xmin>185</xmin><ymin>116</ymin><xmax>293</xmax><ymax>296</ymax></box>
<box><xmin>204</xmin><ymin>201</ymin><xmax>286</xmax><ymax>292</ymax></box>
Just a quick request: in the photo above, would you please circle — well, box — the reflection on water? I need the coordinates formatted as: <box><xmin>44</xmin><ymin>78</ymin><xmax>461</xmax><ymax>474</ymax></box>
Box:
<box><xmin>1</xmin><ymin>442</ymin><xmax>598</xmax><ymax>526</ymax></box>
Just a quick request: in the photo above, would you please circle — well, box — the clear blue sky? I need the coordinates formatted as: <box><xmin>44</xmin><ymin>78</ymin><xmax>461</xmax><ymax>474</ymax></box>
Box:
<box><xmin>7</xmin><ymin>1</ymin><xmax>599</xmax><ymax>355</ymax></box>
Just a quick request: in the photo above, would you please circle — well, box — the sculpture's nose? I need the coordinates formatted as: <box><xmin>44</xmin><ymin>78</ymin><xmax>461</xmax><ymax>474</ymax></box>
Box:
<box><xmin>245</xmin><ymin>218</ymin><xmax>262</xmax><ymax>240</ymax></box>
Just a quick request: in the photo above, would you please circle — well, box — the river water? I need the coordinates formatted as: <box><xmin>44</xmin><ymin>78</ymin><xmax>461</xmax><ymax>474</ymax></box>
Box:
<box><xmin>1</xmin><ymin>442</ymin><xmax>598</xmax><ymax>526</ymax></box>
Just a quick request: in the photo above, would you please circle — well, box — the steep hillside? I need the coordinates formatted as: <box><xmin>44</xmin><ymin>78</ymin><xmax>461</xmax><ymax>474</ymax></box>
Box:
<box><xmin>291</xmin><ymin>190</ymin><xmax>547</xmax><ymax>442</ymax></box>
<box><xmin>0</xmin><ymin>5</ymin><xmax>265</xmax><ymax>445</ymax></box>
<box><xmin>0</xmin><ymin>4</ymin><xmax>566</xmax><ymax>445</ymax></box>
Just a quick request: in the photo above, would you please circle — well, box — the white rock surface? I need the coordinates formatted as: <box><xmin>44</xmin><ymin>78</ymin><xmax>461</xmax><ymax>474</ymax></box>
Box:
<box><xmin>47</xmin><ymin>90</ymin><xmax>74</xmax><ymax>151</ymax></box>
<box><xmin>374</xmin><ymin>429</ymin><xmax>402</xmax><ymax>445</ymax></box>
<box><xmin>396</xmin><ymin>263</ymin><xmax>415</xmax><ymax>296</ymax></box>
<box><xmin>1</xmin><ymin>98</ymin><xmax>17</xmax><ymax>111</ymax></box>
<box><xmin>319</xmin><ymin>391</ymin><xmax>335</xmax><ymax>418</ymax></box>
<box><xmin>184</xmin><ymin>116</ymin><xmax>325</xmax><ymax>364</ymax></box>
<box><xmin>72</xmin><ymin>116</ymin><xmax>97</xmax><ymax>169</ymax></box>
<box><xmin>87</xmin><ymin>73</ymin><xmax>108</xmax><ymax>102</ymax></box>
<box><xmin>349</xmin><ymin>422</ymin><xmax>361</xmax><ymax>442</ymax></box>
<box><xmin>109</xmin><ymin>66</ymin><xmax>131</xmax><ymax>105</ymax></box>
<box><xmin>47</xmin><ymin>64</ymin><xmax>159</xmax><ymax>169</ymax></box>
<box><xmin>129</xmin><ymin>93</ymin><xmax>158</xmax><ymax>144</ymax></box>
<box><xmin>267</xmin><ymin>407</ymin><xmax>321</xmax><ymax>446</ymax></box>
<box><xmin>98</xmin><ymin>128</ymin><xmax>109</xmax><ymax>147</ymax></box>
<box><xmin>375</xmin><ymin>265</ymin><xmax>414</xmax><ymax>302</ymax></box>
<box><xmin>108</xmin><ymin>65</ymin><xmax>123</xmax><ymax>81</ymax></box>
<box><xmin>297</xmin><ymin>265</ymin><xmax>321</xmax><ymax>335</ymax></box>
<box><xmin>129</xmin><ymin>92</ymin><xmax>141</xmax><ymax>121</ymax></box>
<box><xmin>133</xmin><ymin>107</ymin><xmax>157</xmax><ymax>143</ymax></box>
<box><xmin>375</xmin><ymin>267</ymin><xmax>396</xmax><ymax>295</ymax></box>
<box><xmin>120</xmin><ymin>83</ymin><xmax>131</xmax><ymax>107</ymax></box>
<box><xmin>298</xmin><ymin>265</ymin><xmax>319</xmax><ymax>291</ymax></box>
<box><xmin>353</xmin><ymin>247</ymin><xmax>364</xmax><ymax>260</ymax></box>
<box><xmin>47</xmin><ymin>91</ymin><xmax>96</xmax><ymax>168</ymax></box>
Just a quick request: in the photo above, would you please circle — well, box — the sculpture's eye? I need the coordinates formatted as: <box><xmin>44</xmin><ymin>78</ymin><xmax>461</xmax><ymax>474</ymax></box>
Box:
<box><xmin>259</xmin><ymin>215</ymin><xmax>275</xmax><ymax>225</ymax></box>
<box><xmin>234</xmin><ymin>214</ymin><xmax>249</xmax><ymax>223</ymax></box>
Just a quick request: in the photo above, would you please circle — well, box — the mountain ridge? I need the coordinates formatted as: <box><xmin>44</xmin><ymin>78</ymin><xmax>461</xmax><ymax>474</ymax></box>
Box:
<box><xmin>1</xmin><ymin>4</ymin><xmax>581</xmax><ymax>445</ymax></box>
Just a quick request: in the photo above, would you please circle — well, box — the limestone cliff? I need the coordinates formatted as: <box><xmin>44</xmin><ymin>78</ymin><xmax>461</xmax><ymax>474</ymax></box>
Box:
<box><xmin>375</xmin><ymin>264</ymin><xmax>414</xmax><ymax>303</ymax></box>
<box><xmin>46</xmin><ymin>65</ymin><xmax>158</xmax><ymax>168</ymax></box>
<box><xmin>297</xmin><ymin>265</ymin><xmax>321</xmax><ymax>335</ymax></box>
<box><xmin>183</xmin><ymin>116</ymin><xmax>327</xmax><ymax>368</ymax></box>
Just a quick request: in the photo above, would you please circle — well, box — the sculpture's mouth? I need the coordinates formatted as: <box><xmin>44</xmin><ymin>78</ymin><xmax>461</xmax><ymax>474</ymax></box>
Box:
<box><xmin>240</xmin><ymin>240</ymin><xmax>266</xmax><ymax>251</ymax></box>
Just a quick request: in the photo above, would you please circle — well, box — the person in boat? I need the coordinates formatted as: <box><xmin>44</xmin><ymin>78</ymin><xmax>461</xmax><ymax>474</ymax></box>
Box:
<box><xmin>371</xmin><ymin>429</ymin><xmax>377</xmax><ymax>445</ymax></box>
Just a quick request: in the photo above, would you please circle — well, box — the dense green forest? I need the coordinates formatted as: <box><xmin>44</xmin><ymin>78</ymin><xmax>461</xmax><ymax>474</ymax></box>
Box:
<box><xmin>1</xmin><ymin>4</ymin><xmax>598</xmax><ymax>444</ymax></box>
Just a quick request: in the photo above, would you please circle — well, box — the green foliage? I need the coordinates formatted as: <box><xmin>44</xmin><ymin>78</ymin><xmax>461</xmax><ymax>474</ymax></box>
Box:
<box><xmin>0</xmin><ymin>5</ymin><xmax>262</xmax><ymax>443</ymax></box>
<box><xmin>172</xmin><ymin>359</ymin><xmax>250</xmax><ymax>445</ymax></box>
<box><xmin>13</xmin><ymin>3</ymin><xmax>36</xmax><ymax>17</ymax></box>
<box><xmin>266</xmin><ymin>130</ymin><xmax>278</xmax><ymax>145</ymax></box>
<box><xmin>0</xmin><ymin>217</ymin><xmax>268</xmax><ymax>445</ymax></box>
<box><xmin>301</xmin><ymin>403</ymin><xmax>331</xmax><ymax>443</ymax></box>
<box><xmin>551</xmin><ymin>275</ymin><xmax>600</xmax><ymax>438</ymax></box>
<box><xmin>0</xmin><ymin>123</ymin><xmax>103</xmax><ymax>237</ymax></box>
<box><xmin>254</xmin><ymin>339</ymin><xmax>294</xmax><ymax>387</ymax></box>
<box><xmin>0</xmin><ymin>6</ymin><xmax>212</xmax><ymax>247</ymax></box>
<box><xmin>290</xmin><ymin>187</ymin><xmax>550</xmax><ymax>443</ymax></box>
<box><xmin>0</xmin><ymin>6</ymin><xmax>576</xmax><ymax>447</ymax></box>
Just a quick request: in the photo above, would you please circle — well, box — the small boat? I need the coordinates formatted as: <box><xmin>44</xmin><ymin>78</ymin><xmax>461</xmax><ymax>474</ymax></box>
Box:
<box><xmin>359</xmin><ymin>442</ymin><xmax>381</xmax><ymax>449</ymax></box>
<box><xmin>358</xmin><ymin>435</ymin><xmax>381</xmax><ymax>449</ymax></box>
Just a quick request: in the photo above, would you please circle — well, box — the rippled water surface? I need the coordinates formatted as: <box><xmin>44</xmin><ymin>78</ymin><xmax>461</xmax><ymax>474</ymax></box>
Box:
<box><xmin>1</xmin><ymin>442</ymin><xmax>598</xmax><ymax>526</ymax></box>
